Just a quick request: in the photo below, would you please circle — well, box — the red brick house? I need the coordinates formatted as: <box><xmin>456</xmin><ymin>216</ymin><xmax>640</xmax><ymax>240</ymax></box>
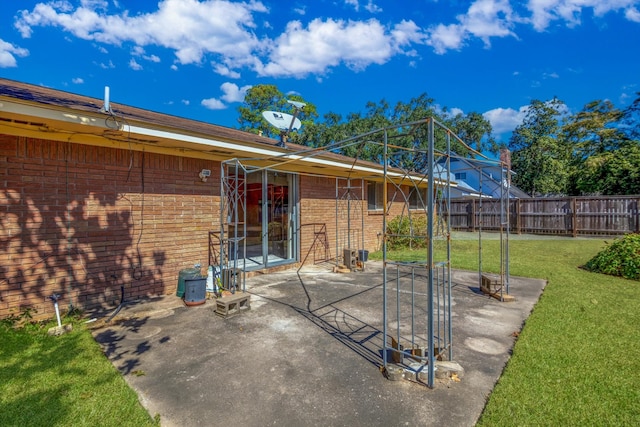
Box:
<box><xmin>0</xmin><ymin>78</ymin><xmax>437</xmax><ymax>320</ymax></box>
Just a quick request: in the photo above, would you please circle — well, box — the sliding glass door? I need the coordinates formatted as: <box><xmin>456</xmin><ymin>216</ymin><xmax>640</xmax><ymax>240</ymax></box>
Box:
<box><xmin>243</xmin><ymin>169</ymin><xmax>296</xmax><ymax>269</ymax></box>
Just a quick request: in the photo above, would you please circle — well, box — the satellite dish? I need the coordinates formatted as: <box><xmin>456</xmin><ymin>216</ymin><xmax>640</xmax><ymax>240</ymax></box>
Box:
<box><xmin>262</xmin><ymin>100</ymin><xmax>306</xmax><ymax>147</ymax></box>
<box><xmin>287</xmin><ymin>100</ymin><xmax>306</xmax><ymax>110</ymax></box>
<box><xmin>262</xmin><ymin>111</ymin><xmax>301</xmax><ymax>131</ymax></box>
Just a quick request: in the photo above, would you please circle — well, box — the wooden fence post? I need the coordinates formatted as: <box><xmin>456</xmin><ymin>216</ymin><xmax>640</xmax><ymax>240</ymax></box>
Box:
<box><xmin>637</xmin><ymin>198</ymin><xmax>640</xmax><ymax>233</ymax></box>
<box><xmin>516</xmin><ymin>198</ymin><xmax>521</xmax><ymax>234</ymax></box>
<box><xmin>572</xmin><ymin>197</ymin><xmax>578</xmax><ymax>237</ymax></box>
<box><xmin>471</xmin><ymin>199</ymin><xmax>475</xmax><ymax>232</ymax></box>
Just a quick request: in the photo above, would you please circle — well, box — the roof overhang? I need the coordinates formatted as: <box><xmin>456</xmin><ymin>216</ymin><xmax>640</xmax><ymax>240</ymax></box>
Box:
<box><xmin>0</xmin><ymin>94</ymin><xmax>455</xmax><ymax>189</ymax></box>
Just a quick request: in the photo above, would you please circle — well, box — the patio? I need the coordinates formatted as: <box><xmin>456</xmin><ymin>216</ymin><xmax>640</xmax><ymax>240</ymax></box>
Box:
<box><xmin>92</xmin><ymin>261</ymin><xmax>545</xmax><ymax>427</ymax></box>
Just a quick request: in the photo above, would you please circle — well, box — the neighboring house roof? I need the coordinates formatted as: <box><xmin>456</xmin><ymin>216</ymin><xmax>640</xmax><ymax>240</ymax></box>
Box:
<box><xmin>438</xmin><ymin>156</ymin><xmax>530</xmax><ymax>199</ymax></box>
<box><xmin>0</xmin><ymin>78</ymin><xmax>449</xmax><ymax>189</ymax></box>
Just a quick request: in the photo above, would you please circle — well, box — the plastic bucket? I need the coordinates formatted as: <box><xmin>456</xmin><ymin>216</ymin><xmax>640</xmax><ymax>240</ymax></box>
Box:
<box><xmin>358</xmin><ymin>250</ymin><xmax>369</xmax><ymax>262</ymax></box>
<box><xmin>184</xmin><ymin>278</ymin><xmax>206</xmax><ymax>306</ymax></box>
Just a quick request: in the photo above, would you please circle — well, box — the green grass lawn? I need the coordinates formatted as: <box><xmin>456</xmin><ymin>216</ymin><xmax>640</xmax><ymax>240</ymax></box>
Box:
<box><xmin>2</xmin><ymin>236</ymin><xmax>638</xmax><ymax>426</ymax></box>
<box><xmin>376</xmin><ymin>236</ymin><xmax>640</xmax><ymax>426</ymax></box>
<box><xmin>0</xmin><ymin>319</ymin><xmax>156</xmax><ymax>427</ymax></box>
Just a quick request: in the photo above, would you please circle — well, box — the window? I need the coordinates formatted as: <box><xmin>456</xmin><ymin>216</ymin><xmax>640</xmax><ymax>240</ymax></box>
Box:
<box><xmin>454</xmin><ymin>172</ymin><xmax>466</xmax><ymax>180</ymax></box>
<box><xmin>367</xmin><ymin>182</ymin><xmax>384</xmax><ymax>210</ymax></box>
<box><xmin>408</xmin><ymin>187</ymin><xmax>427</xmax><ymax>210</ymax></box>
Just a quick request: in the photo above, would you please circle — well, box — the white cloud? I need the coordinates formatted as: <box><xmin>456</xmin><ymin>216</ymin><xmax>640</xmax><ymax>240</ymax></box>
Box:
<box><xmin>427</xmin><ymin>23</ymin><xmax>466</xmax><ymax>53</ymax></box>
<box><xmin>72</xmin><ymin>77</ymin><xmax>84</xmax><ymax>84</ymax></box>
<box><xmin>483</xmin><ymin>106</ymin><xmax>528</xmax><ymax>135</ymax></box>
<box><xmin>347</xmin><ymin>0</ymin><xmax>382</xmax><ymax>14</ymax></box>
<box><xmin>626</xmin><ymin>6</ymin><xmax>640</xmax><ymax>21</ymax></box>
<box><xmin>461</xmin><ymin>0</ymin><xmax>516</xmax><ymax>46</ymax></box>
<box><xmin>619</xmin><ymin>84</ymin><xmax>638</xmax><ymax>105</ymax></box>
<box><xmin>220</xmin><ymin>82</ymin><xmax>251</xmax><ymax>103</ymax></box>
<box><xmin>200</xmin><ymin>82</ymin><xmax>251</xmax><ymax>111</ymax></box>
<box><xmin>365</xmin><ymin>1</ymin><xmax>383</xmax><ymax>13</ymax></box>
<box><xmin>392</xmin><ymin>20</ymin><xmax>426</xmax><ymax>48</ymax></box>
<box><xmin>12</xmin><ymin>0</ymin><xmax>640</xmax><ymax>81</ymax></box>
<box><xmin>132</xmin><ymin>46</ymin><xmax>161</xmax><ymax>63</ymax></box>
<box><xmin>260</xmin><ymin>18</ymin><xmax>405</xmax><ymax>77</ymax></box>
<box><xmin>129</xmin><ymin>58</ymin><xmax>142</xmax><ymax>70</ymax></box>
<box><xmin>201</xmin><ymin>97</ymin><xmax>226</xmax><ymax>110</ymax></box>
<box><xmin>449</xmin><ymin>107</ymin><xmax>465</xmax><ymax>117</ymax></box>
<box><xmin>485</xmin><ymin>100</ymin><xmax>569</xmax><ymax>138</ymax></box>
<box><xmin>425</xmin><ymin>0</ymin><xmax>639</xmax><ymax>54</ymax></box>
<box><xmin>427</xmin><ymin>0</ymin><xmax>516</xmax><ymax>53</ymax></box>
<box><xmin>181</xmin><ymin>99</ymin><xmax>190</xmax><ymax>105</ymax></box>
<box><xmin>435</xmin><ymin>104</ymin><xmax>465</xmax><ymax>119</ymax></box>
<box><xmin>0</xmin><ymin>39</ymin><xmax>29</xmax><ymax>67</ymax></box>
<box><xmin>526</xmin><ymin>0</ymin><xmax>640</xmax><ymax>31</ymax></box>
<box><xmin>345</xmin><ymin>0</ymin><xmax>359</xmax><ymax>12</ymax></box>
<box><xmin>213</xmin><ymin>63</ymin><xmax>241</xmax><ymax>78</ymax></box>
<box><xmin>14</xmin><ymin>1</ymin><xmax>424</xmax><ymax>79</ymax></box>
<box><xmin>81</xmin><ymin>0</ymin><xmax>109</xmax><ymax>10</ymax></box>
<box><xmin>96</xmin><ymin>59</ymin><xmax>115</xmax><ymax>69</ymax></box>
<box><xmin>15</xmin><ymin>0</ymin><xmax>268</xmax><ymax>72</ymax></box>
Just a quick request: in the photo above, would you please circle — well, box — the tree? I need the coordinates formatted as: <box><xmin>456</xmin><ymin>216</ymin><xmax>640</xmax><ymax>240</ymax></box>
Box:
<box><xmin>621</xmin><ymin>92</ymin><xmax>640</xmax><ymax>140</ymax></box>
<box><xmin>562</xmin><ymin>99</ymin><xmax>627</xmax><ymax>160</ymax></box>
<box><xmin>237</xmin><ymin>84</ymin><xmax>318</xmax><ymax>140</ymax></box>
<box><xmin>563</xmin><ymin>99</ymin><xmax>634</xmax><ymax>195</ymax></box>
<box><xmin>448</xmin><ymin>111</ymin><xmax>497</xmax><ymax>156</ymax></box>
<box><xmin>571</xmin><ymin>141</ymin><xmax>640</xmax><ymax>195</ymax></box>
<box><xmin>508</xmin><ymin>98</ymin><xmax>571</xmax><ymax>196</ymax></box>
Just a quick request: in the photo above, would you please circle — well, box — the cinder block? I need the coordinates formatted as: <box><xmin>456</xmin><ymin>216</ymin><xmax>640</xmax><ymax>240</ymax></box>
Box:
<box><xmin>215</xmin><ymin>292</ymin><xmax>251</xmax><ymax>318</ymax></box>
<box><xmin>343</xmin><ymin>248</ymin><xmax>357</xmax><ymax>269</ymax></box>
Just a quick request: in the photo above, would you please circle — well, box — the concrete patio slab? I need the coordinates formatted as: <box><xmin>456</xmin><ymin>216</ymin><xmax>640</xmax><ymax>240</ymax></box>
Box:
<box><xmin>91</xmin><ymin>261</ymin><xmax>546</xmax><ymax>427</ymax></box>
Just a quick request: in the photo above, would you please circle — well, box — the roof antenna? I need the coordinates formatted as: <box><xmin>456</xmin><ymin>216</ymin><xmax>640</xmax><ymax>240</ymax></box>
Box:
<box><xmin>101</xmin><ymin>86</ymin><xmax>111</xmax><ymax>114</ymax></box>
<box><xmin>261</xmin><ymin>100</ymin><xmax>306</xmax><ymax>148</ymax></box>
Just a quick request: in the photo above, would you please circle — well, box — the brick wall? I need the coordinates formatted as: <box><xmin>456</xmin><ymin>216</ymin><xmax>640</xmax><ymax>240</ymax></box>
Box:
<box><xmin>1</xmin><ymin>133</ymin><xmax>425</xmax><ymax>321</ymax></box>
<box><xmin>299</xmin><ymin>177</ymin><xmax>416</xmax><ymax>262</ymax></box>
<box><xmin>0</xmin><ymin>135</ymin><xmax>220</xmax><ymax>320</ymax></box>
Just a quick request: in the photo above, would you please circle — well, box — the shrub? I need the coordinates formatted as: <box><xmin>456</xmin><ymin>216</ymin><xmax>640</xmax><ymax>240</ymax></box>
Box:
<box><xmin>386</xmin><ymin>214</ymin><xmax>429</xmax><ymax>250</ymax></box>
<box><xmin>583</xmin><ymin>233</ymin><xmax>640</xmax><ymax>280</ymax></box>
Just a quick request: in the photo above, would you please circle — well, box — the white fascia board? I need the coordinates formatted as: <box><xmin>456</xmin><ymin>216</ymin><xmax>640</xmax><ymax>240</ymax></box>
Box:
<box><xmin>124</xmin><ymin>124</ymin><xmax>280</xmax><ymax>158</ymax></box>
<box><xmin>0</xmin><ymin>99</ymin><xmax>106</xmax><ymax>127</ymax></box>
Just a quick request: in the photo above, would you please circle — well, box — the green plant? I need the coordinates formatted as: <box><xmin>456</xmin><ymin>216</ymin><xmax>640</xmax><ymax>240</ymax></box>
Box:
<box><xmin>583</xmin><ymin>233</ymin><xmax>640</xmax><ymax>280</ymax></box>
<box><xmin>0</xmin><ymin>306</ymin><xmax>37</xmax><ymax>328</ymax></box>
<box><xmin>385</xmin><ymin>213</ymin><xmax>447</xmax><ymax>250</ymax></box>
<box><xmin>386</xmin><ymin>214</ymin><xmax>428</xmax><ymax>250</ymax></box>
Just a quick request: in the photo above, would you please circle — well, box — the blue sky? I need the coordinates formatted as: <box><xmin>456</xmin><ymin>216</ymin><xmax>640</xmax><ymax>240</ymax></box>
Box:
<box><xmin>1</xmin><ymin>0</ymin><xmax>639</xmax><ymax>144</ymax></box>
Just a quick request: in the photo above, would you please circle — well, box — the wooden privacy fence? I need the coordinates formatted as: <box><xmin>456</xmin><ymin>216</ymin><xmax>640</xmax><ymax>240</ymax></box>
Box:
<box><xmin>446</xmin><ymin>196</ymin><xmax>640</xmax><ymax>236</ymax></box>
